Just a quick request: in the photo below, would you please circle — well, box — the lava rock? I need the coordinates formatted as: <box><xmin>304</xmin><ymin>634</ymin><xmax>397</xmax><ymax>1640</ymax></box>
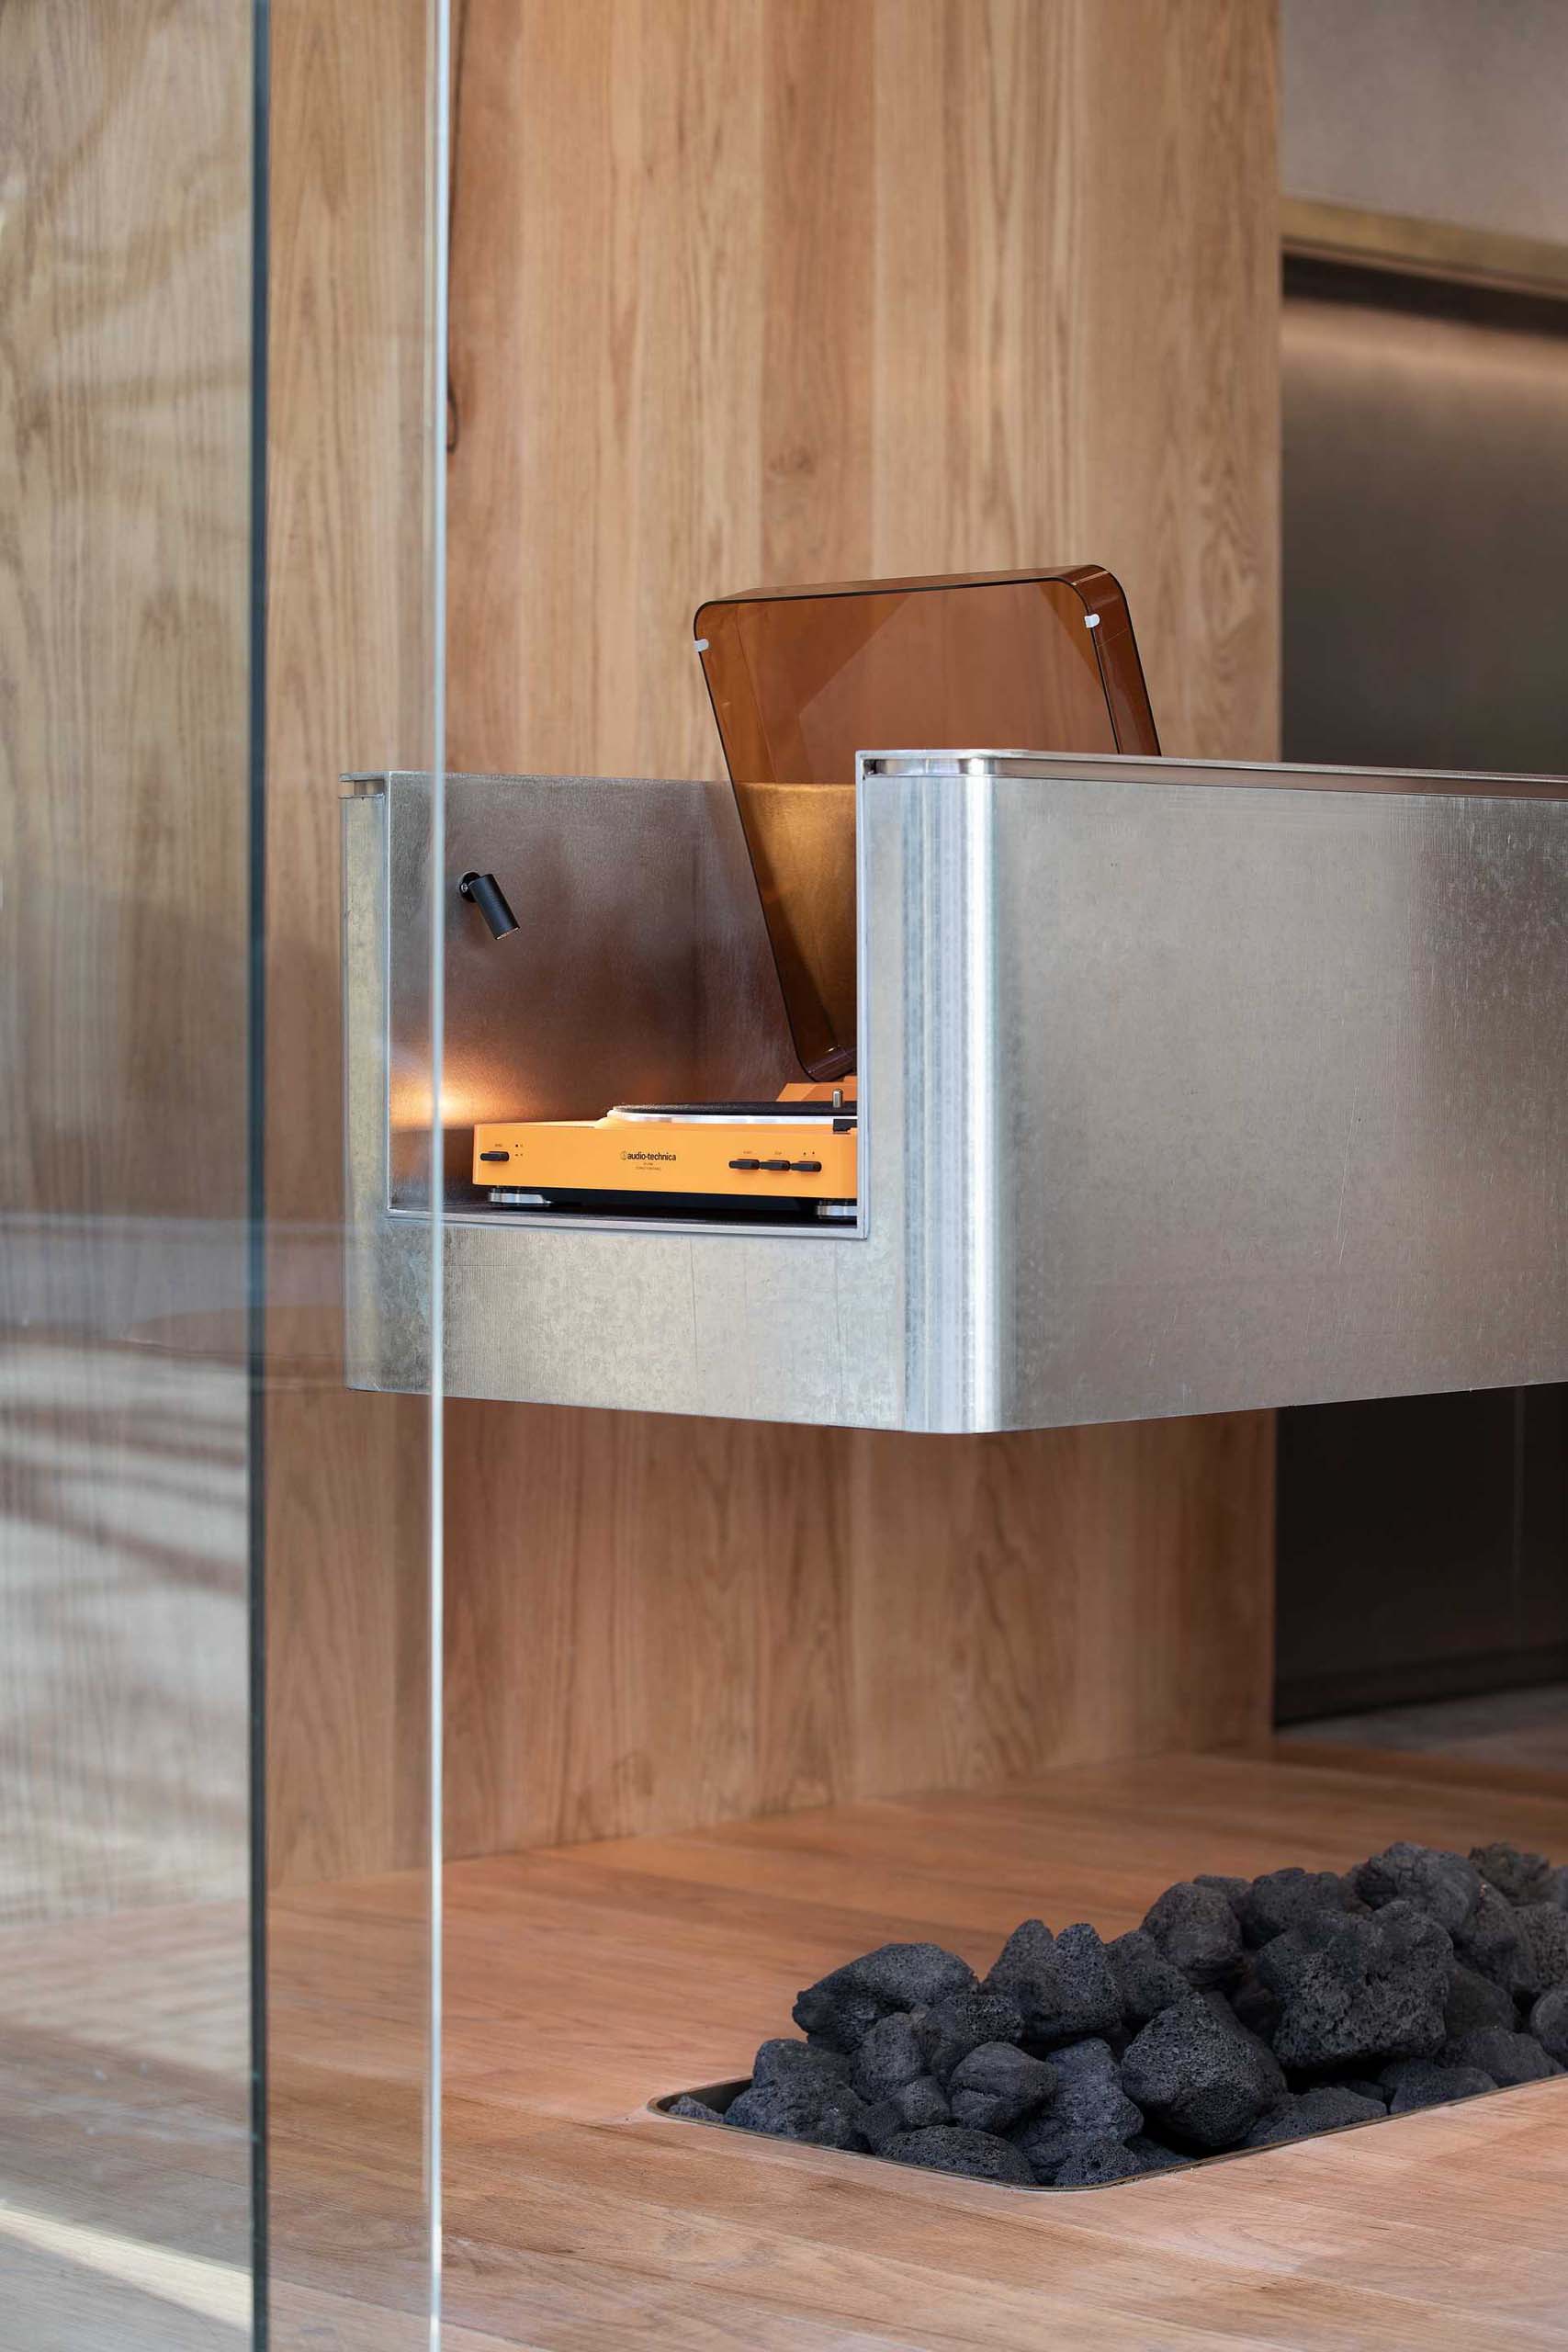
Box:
<box><xmin>858</xmin><ymin>2098</ymin><xmax>905</xmax><ymax>2152</ymax></box>
<box><xmin>1452</xmin><ymin>1883</ymin><xmax>1535</xmax><ymax>1999</ymax></box>
<box><xmin>1516</xmin><ymin>1902</ymin><xmax>1568</xmax><ymax>1994</ymax></box>
<box><xmin>1121</xmin><ymin>1997</ymin><xmax>1284</xmax><ymax>2151</ymax></box>
<box><xmin>1381</xmin><ymin>2056</ymin><xmax>1495</xmax><ymax>2115</ymax></box>
<box><xmin>726</xmin><ymin>2076</ymin><xmax>868</xmax><ymax>2149</ymax></box>
<box><xmin>1142</xmin><ymin>1882</ymin><xmax>1245</xmax><ymax>1988</ymax></box>
<box><xmin>1353</xmin><ymin>1843</ymin><xmax>1482</xmax><ymax>1936</ymax></box>
<box><xmin>949</xmin><ymin>2041</ymin><xmax>1057</xmax><ymax>2134</ymax></box>
<box><xmin>1195</xmin><ymin>1874</ymin><xmax>1252</xmax><ymax>1916</ymax></box>
<box><xmin>1128</xmin><ymin>2132</ymin><xmax>1188</xmax><ymax>2171</ymax></box>
<box><xmin>892</xmin><ymin>2074</ymin><xmax>953</xmax><ymax>2130</ymax></box>
<box><xmin>917</xmin><ymin>1988</ymin><xmax>1025</xmax><ymax>2082</ymax></box>
<box><xmin>667</xmin><ymin>2094</ymin><xmax>724</xmax><ymax>2123</ymax></box>
<box><xmin>1545</xmin><ymin>1866</ymin><xmax>1568</xmax><ymax>1912</ymax></box>
<box><xmin>1238</xmin><ymin>1867</ymin><xmax>1363</xmax><ymax>1950</ymax></box>
<box><xmin>860</xmin><ymin>2073</ymin><xmax>953</xmax><ymax>2149</ymax></box>
<box><xmin>793</xmin><ymin>1943</ymin><xmax>976</xmax><ymax>2054</ymax></box>
<box><xmin>1109</xmin><ymin>1928</ymin><xmax>1192</xmax><ymax>2027</ymax></box>
<box><xmin>1443</xmin><ymin>2028</ymin><xmax>1562</xmax><ymax>2086</ymax></box>
<box><xmin>1471</xmin><ymin>1843</ymin><xmax>1553</xmax><ymax>1906</ymax></box>
<box><xmin>1258</xmin><ymin>1900</ymin><xmax>1451</xmax><ymax>2071</ymax></box>
<box><xmin>984</xmin><ymin>1919</ymin><xmax>1122</xmax><ymax>2048</ymax></box>
<box><xmin>1531</xmin><ymin>1984</ymin><xmax>1568</xmax><ymax>2064</ymax></box>
<box><xmin>1010</xmin><ymin>2038</ymin><xmax>1143</xmax><ymax>2178</ymax></box>
<box><xmin>852</xmin><ymin>2013</ymin><xmax>926</xmax><ymax>2101</ymax></box>
<box><xmin>752</xmin><ymin>2038</ymin><xmax>853</xmax><ymax>2092</ymax></box>
<box><xmin>1227</xmin><ymin>1960</ymin><xmax>1283</xmax><ymax>2043</ymax></box>
<box><xmin>885</xmin><ymin>2125</ymin><xmax>1035</xmax><ymax>2185</ymax></box>
<box><xmin>1052</xmin><ymin>2137</ymin><xmax>1152</xmax><ymax>2187</ymax></box>
<box><xmin>1242</xmin><ymin>2086</ymin><xmax>1384</xmax><ymax>2147</ymax></box>
<box><xmin>1443</xmin><ymin>1964</ymin><xmax>1517</xmax><ymax>2039</ymax></box>
<box><xmin>1327</xmin><ymin>2075</ymin><xmax>1388</xmax><ymax>2107</ymax></box>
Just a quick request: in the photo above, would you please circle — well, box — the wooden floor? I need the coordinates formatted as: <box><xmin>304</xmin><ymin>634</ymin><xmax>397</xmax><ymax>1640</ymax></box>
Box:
<box><xmin>9</xmin><ymin>1747</ymin><xmax>1568</xmax><ymax>2347</ymax></box>
<box><xmin>271</xmin><ymin>1747</ymin><xmax>1568</xmax><ymax>2350</ymax></box>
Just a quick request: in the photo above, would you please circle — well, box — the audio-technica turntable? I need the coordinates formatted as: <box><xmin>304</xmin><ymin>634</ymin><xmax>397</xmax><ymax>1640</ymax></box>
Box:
<box><xmin>471</xmin><ymin>565</ymin><xmax>1158</xmax><ymax>1216</ymax></box>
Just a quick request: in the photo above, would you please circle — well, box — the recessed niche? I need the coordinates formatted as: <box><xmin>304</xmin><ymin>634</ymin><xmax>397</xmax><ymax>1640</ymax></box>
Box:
<box><xmin>652</xmin><ymin>1838</ymin><xmax>1568</xmax><ymax>2191</ymax></box>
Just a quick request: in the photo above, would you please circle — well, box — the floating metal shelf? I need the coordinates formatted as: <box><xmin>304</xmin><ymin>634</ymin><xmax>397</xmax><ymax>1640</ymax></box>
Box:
<box><xmin>344</xmin><ymin>753</ymin><xmax>1568</xmax><ymax>1432</ymax></box>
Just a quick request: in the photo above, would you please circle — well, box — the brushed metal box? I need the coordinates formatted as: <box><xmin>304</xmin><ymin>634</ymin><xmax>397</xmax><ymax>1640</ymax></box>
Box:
<box><xmin>344</xmin><ymin>754</ymin><xmax>1568</xmax><ymax>1431</ymax></box>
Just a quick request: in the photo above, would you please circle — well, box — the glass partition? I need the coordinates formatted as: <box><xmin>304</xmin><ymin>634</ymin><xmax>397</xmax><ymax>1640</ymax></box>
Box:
<box><xmin>0</xmin><ymin>4</ymin><xmax>446</xmax><ymax>2345</ymax></box>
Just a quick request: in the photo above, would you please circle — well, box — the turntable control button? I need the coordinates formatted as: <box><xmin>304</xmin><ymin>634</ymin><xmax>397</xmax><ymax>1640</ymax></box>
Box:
<box><xmin>728</xmin><ymin>1157</ymin><xmax>761</xmax><ymax>1171</ymax></box>
<box><xmin>761</xmin><ymin>1159</ymin><xmax>792</xmax><ymax>1173</ymax></box>
<box><xmin>479</xmin><ymin>1149</ymin><xmax>510</xmax><ymax>1162</ymax></box>
<box><xmin>791</xmin><ymin>1159</ymin><xmax>822</xmax><ymax>1173</ymax></box>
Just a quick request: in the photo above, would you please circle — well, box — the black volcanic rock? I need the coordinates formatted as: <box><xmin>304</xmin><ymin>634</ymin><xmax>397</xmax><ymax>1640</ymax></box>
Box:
<box><xmin>852</xmin><ymin>2014</ymin><xmax>926</xmax><ymax>2101</ymax></box>
<box><xmin>698</xmin><ymin>1830</ymin><xmax>1568</xmax><ymax>2190</ymax></box>
<box><xmin>753</xmin><ymin>2037</ymin><xmax>853</xmax><ymax>2092</ymax></box>
<box><xmin>1238</xmin><ymin>1866</ymin><xmax>1363</xmax><ymax>1949</ymax></box>
<box><xmin>1227</xmin><ymin>1959</ymin><xmax>1282</xmax><ymax>2043</ymax></box>
<box><xmin>861</xmin><ymin>2072</ymin><xmax>953</xmax><ymax>2149</ymax></box>
<box><xmin>1121</xmin><ymin>1998</ymin><xmax>1283</xmax><ymax>2151</ymax></box>
<box><xmin>1381</xmin><ymin>2056</ymin><xmax>1496</xmax><ymax>2114</ymax></box>
<box><xmin>1258</xmin><ymin>1901</ymin><xmax>1451</xmax><ymax>2071</ymax></box>
<box><xmin>1195</xmin><ymin>1874</ymin><xmax>1251</xmax><ymax>1916</ymax></box>
<box><xmin>1010</xmin><ymin>2038</ymin><xmax>1143</xmax><ymax>2178</ymax></box>
<box><xmin>1471</xmin><ymin>1842</ymin><xmax>1553</xmax><ymax>1906</ymax></box>
<box><xmin>1052</xmin><ymin>2137</ymin><xmax>1153</xmax><ymax>2187</ymax></box>
<box><xmin>1516</xmin><ymin>1902</ymin><xmax>1568</xmax><ymax>1994</ymax></box>
<box><xmin>1353</xmin><ymin>1843</ymin><xmax>1481</xmax><ymax>1935</ymax></box>
<box><xmin>726</xmin><ymin>2075</ymin><xmax>868</xmax><ymax>2149</ymax></box>
<box><xmin>793</xmin><ymin>1943</ymin><xmax>976</xmax><ymax>2053</ymax></box>
<box><xmin>1243</xmin><ymin>2085</ymin><xmax>1384</xmax><ymax>2146</ymax></box>
<box><xmin>1443</xmin><ymin>1964</ymin><xmax>1517</xmax><ymax>2039</ymax></box>
<box><xmin>1531</xmin><ymin>1984</ymin><xmax>1568</xmax><ymax>2064</ymax></box>
<box><xmin>917</xmin><ymin>1988</ymin><xmax>1026</xmax><ymax>2082</ymax></box>
<box><xmin>1109</xmin><ymin>1928</ymin><xmax>1191</xmax><ymax>2026</ymax></box>
<box><xmin>667</xmin><ymin>2094</ymin><xmax>723</xmax><ymax>2122</ymax></box>
<box><xmin>949</xmin><ymin>2041</ymin><xmax>1057</xmax><ymax>2133</ymax></box>
<box><xmin>885</xmin><ymin>2125</ymin><xmax>1034</xmax><ymax>2185</ymax></box>
<box><xmin>1452</xmin><ymin>1883</ymin><xmax>1535</xmax><ymax>1999</ymax></box>
<box><xmin>1142</xmin><ymin>1882</ymin><xmax>1245</xmax><ymax>1988</ymax></box>
<box><xmin>1443</xmin><ymin>2028</ymin><xmax>1561</xmax><ymax>2086</ymax></box>
<box><xmin>984</xmin><ymin>1918</ymin><xmax>1121</xmax><ymax>2048</ymax></box>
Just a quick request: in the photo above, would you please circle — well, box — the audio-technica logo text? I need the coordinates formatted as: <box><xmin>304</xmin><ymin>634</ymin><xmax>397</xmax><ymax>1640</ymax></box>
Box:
<box><xmin>621</xmin><ymin>1149</ymin><xmax>676</xmax><ymax>1163</ymax></box>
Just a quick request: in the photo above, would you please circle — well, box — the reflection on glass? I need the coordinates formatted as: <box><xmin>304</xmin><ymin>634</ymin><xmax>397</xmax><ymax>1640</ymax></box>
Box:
<box><xmin>0</xmin><ymin>1</ymin><xmax>448</xmax><ymax>2345</ymax></box>
<box><xmin>0</xmin><ymin>1</ymin><xmax>257</xmax><ymax>2342</ymax></box>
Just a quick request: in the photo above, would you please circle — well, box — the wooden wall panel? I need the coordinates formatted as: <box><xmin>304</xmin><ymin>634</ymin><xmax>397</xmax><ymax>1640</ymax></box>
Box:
<box><xmin>265</xmin><ymin>0</ymin><xmax>436</xmax><ymax>1883</ymax></box>
<box><xmin>446</xmin><ymin>1406</ymin><xmax>1275</xmax><ymax>1855</ymax></box>
<box><xmin>441</xmin><ymin>0</ymin><xmax>1280</xmax><ymax>1859</ymax></box>
<box><xmin>0</xmin><ymin>0</ymin><xmax>253</xmax><ymax>1921</ymax></box>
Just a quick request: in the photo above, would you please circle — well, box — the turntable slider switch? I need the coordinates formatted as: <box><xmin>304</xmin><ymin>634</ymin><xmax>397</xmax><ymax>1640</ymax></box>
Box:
<box><xmin>479</xmin><ymin>1149</ymin><xmax>511</xmax><ymax>1162</ymax></box>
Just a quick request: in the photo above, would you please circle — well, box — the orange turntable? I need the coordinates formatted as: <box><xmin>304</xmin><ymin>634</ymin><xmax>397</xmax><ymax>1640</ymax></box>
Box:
<box><xmin>472</xmin><ymin>566</ymin><xmax>1158</xmax><ymax>1216</ymax></box>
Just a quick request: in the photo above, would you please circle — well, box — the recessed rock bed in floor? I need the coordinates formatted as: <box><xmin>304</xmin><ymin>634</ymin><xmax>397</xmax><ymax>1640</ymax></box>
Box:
<box><xmin>660</xmin><ymin>1840</ymin><xmax>1568</xmax><ymax>2187</ymax></box>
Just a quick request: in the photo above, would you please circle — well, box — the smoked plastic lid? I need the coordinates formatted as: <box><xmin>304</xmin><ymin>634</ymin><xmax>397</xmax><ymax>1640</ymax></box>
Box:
<box><xmin>695</xmin><ymin>567</ymin><xmax>1158</xmax><ymax>1080</ymax></box>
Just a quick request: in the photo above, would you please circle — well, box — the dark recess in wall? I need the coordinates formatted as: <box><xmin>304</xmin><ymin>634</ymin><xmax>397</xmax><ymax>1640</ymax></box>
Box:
<box><xmin>1276</xmin><ymin>252</ymin><xmax>1568</xmax><ymax>1724</ymax></box>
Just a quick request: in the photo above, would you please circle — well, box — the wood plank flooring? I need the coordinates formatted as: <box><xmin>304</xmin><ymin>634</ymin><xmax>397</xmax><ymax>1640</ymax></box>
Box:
<box><xmin>9</xmin><ymin>1749</ymin><xmax>1568</xmax><ymax>2347</ymax></box>
<box><xmin>272</xmin><ymin>1749</ymin><xmax>1568</xmax><ymax>2349</ymax></box>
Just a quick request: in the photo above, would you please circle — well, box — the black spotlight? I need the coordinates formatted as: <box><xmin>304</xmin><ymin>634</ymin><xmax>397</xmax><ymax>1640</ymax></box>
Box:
<box><xmin>457</xmin><ymin>870</ymin><xmax>518</xmax><ymax>941</ymax></box>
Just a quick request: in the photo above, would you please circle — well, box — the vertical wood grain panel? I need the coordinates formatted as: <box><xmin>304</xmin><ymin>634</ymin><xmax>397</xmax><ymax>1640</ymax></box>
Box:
<box><xmin>0</xmin><ymin>0</ymin><xmax>253</xmax><ymax>1919</ymax></box>
<box><xmin>265</xmin><ymin>0</ymin><xmax>435</xmax><ymax>1883</ymax></box>
<box><xmin>442</xmin><ymin>0</ymin><xmax>1280</xmax><ymax>1859</ymax></box>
